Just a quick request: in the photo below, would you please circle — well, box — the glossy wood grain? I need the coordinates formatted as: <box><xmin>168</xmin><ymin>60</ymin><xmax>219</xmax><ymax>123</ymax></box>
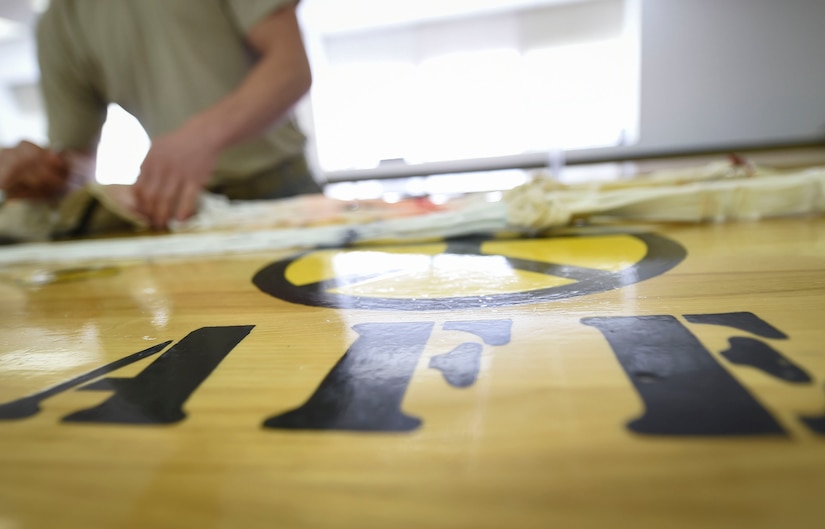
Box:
<box><xmin>1</xmin><ymin>215</ymin><xmax>824</xmax><ymax>529</ymax></box>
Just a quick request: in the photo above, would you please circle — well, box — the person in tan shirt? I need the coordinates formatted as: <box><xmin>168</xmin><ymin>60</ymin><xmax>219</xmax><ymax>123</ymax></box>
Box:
<box><xmin>0</xmin><ymin>0</ymin><xmax>319</xmax><ymax>229</ymax></box>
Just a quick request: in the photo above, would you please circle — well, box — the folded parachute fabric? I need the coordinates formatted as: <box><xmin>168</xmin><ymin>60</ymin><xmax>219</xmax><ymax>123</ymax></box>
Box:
<box><xmin>0</xmin><ymin>192</ymin><xmax>508</xmax><ymax>265</ymax></box>
<box><xmin>0</xmin><ymin>199</ymin><xmax>54</xmax><ymax>243</ymax></box>
<box><xmin>0</xmin><ymin>160</ymin><xmax>823</xmax><ymax>265</ymax></box>
<box><xmin>0</xmin><ymin>183</ymin><xmax>144</xmax><ymax>244</ymax></box>
<box><xmin>505</xmin><ymin>162</ymin><xmax>825</xmax><ymax>229</ymax></box>
<box><xmin>0</xmin><ymin>183</ymin><xmax>495</xmax><ymax>243</ymax></box>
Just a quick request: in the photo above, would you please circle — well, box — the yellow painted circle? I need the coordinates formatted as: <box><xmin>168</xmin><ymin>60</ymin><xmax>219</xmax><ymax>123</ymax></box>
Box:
<box><xmin>253</xmin><ymin>232</ymin><xmax>686</xmax><ymax>310</ymax></box>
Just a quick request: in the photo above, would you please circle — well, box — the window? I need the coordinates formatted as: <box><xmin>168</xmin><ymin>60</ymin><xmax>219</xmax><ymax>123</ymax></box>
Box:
<box><xmin>300</xmin><ymin>0</ymin><xmax>639</xmax><ymax>174</ymax></box>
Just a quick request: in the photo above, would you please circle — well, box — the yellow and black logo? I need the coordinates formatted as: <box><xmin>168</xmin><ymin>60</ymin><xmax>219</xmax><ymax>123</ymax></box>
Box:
<box><xmin>253</xmin><ymin>231</ymin><xmax>686</xmax><ymax>310</ymax></box>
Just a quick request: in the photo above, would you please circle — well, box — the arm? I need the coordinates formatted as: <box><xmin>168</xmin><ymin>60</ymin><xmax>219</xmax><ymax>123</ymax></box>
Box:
<box><xmin>134</xmin><ymin>2</ymin><xmax>312</xmax><ymax>229</ymax></box>
<box><xmin>23</xmin><ymin>2</ymin><xmax>105</xmax><ymax>202</ymax></box>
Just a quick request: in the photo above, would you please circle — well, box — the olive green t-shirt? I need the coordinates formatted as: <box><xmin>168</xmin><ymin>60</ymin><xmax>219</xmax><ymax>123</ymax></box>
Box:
<box><xmin>36</xmin><ymin>0</ymin><xmax>306</xmax><ymax>186</ymax></box>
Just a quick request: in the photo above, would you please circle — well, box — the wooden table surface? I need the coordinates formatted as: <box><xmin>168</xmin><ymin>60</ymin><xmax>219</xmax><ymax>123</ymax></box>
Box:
<box><xmin>1</xmin><ymin>212</ymin><xmax>824</xmax><ymax>528</ymax></box>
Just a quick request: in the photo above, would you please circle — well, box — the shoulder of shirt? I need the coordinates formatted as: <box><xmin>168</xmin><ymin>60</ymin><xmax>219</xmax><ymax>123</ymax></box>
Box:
<box><xmin>35</xmin><ymin>0</ymin><xmax>68</xmax><ymax>42</ymax></box>
<box><xmin>36</xmin><ymin>0</ymin><xmax>92</xmax><ymax>57</ymax></box>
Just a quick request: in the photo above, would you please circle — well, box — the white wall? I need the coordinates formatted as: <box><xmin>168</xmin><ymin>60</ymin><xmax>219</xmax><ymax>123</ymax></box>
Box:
<box><xmin>0</xmin><ymin>0</ymin><xmax>45</xmax><ymax>143</ymax></box>
<box><xmin>0</xmin><ymin>37</ymin><xmax>45</xmax><ymax>145</ymax></box>
<box><xmin>638</xmin><ymin>0</ymin><xmax>825</xmax><ymax>149</ymax></box>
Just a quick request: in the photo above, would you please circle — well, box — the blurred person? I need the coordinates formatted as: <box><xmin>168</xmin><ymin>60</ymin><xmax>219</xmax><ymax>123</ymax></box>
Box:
<box><xmin>0</xmin><ymin>0</ymin><xmax>319</xmax><ymax>230</ymax></box>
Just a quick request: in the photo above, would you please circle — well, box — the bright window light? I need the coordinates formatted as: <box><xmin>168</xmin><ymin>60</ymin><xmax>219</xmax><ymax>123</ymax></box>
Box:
<box><xmin>0</xmin><ymin>18</ymin><xmax>25</xmax><ymax>42</ymax></box>
<box><xmin>311</xmin><ymin>38</ymin><xmax>631</xmax><ymax>172</ymax></box>
<box><xmin>95</xmin><ymin>104</ymin><xmax>150</xmax><ymax>185</ymax></box>
<box><xmin>520</xmin><ymin>40</ymin><xmax>630</xmax><ymax>150</ymax></box>
<box><xmin>409</xmin><ymin>49</ymin><xmax>524</xmax><ymax>162</ymax></box>
<box><xmin>303</xmin><ymin>0</ymin><xmax>636</xmax><ymax>174</ymax></box>
<box><xmin>313</xmin><ymin>61</ymin><xmax>416</xmax><ymax>170</ymax></box>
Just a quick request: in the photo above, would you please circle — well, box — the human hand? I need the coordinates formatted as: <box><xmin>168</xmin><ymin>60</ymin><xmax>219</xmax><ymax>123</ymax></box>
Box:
<box><xmin>133</xmin><ymin>126</ymin><xmax>219</xmax><ymax>229</ymax></box>
<box><xmin>0</xmin><ymin>141</ymin><xmax>68</xmax><ymax>200</ymax></box>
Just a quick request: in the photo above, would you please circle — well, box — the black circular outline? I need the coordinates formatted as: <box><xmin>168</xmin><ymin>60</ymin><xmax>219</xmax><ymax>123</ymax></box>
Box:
<box><xmin>253</xmin><ymin>232</ymin><xmax>687</xmax><ymax>311</ymax></box>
